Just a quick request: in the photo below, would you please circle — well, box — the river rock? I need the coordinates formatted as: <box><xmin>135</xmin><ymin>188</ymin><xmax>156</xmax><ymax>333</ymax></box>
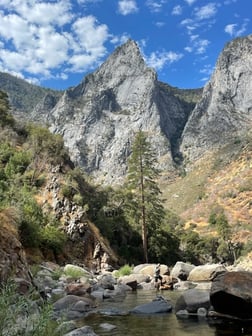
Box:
<box><xmin>96</xmin><ymin>273</ymin><xmax>116</xmax><ymax>289</ymax></box>
<box><xmin>187</xmin><ymin>264</ymin><xmax>226</xmax><ymax>282</ymax></box>
<box><xmin>133</xmin><ymin>263</ymin><xmax>169</xmax><ymax>277</ymax></box>
<box><xmin>131</xmin><ymin>295</ymin><xmax>172</xmax><ymax>314</ymax></box>
<box><xmin>99</xmin><ymin>323</ymin><xmax>117</xmax><ymax>331</ymax></box>
<box><xmin>65</xmin><ymin>283</ymin><xmax>91</xmax><ymax>296</ymax></box>
<box><xmin>210</xmin><ymin>271</ymin><xmax>252</xmax><ymax>319</ymax></box>
<box><xmin>53</xmin><ymin>294</ymin><xmax>95</xmax><ymax>320</ymax></box>
<box><xmin>175</xmin><ymin>288</ymin><xmax>210</xmax><ymax>314</ymax></box>
<box><xmin>118</xmin><ymin>273</ymin><xmax>151</xmax><ymax>286</ymax></box>
<box><xmin>171</xmin><ymin>262</ymin><xmax>195</xmax><ymax>280</ymax></box>
<box><xmin>63</xmin><ymin>326</ymin><xmax>98</xmax><ymax>336</ymax></box>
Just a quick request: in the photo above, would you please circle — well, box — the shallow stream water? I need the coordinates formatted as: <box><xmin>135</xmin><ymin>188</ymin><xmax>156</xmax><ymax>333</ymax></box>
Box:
<box><xmin>80</xmin><ymin>290</ymin><xmax>252</xmax><ymax>336</ymax></box>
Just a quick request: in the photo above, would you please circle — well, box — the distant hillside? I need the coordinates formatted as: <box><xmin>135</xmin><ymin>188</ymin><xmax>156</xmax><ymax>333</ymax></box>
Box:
<box><xmin>0</xmin><ymin>72</ymin><xmax>62</xmax><ymax>116</ymax></box>
<box><xmin>162</xmin><ymin>131</ymin><xmax>252</xmax><ymax>245</ymax></box>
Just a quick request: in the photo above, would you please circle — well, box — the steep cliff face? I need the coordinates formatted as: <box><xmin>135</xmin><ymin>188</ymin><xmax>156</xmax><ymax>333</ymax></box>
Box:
<box><xmin>44</xmin><ymin>40</ymin><xmax>191</xmax><ymax>184</ymax></box>
<box><xmin>0</xmin><ymin>209</ymin><xmax>31</xmax><ymax>282</ymax></box>
<box><xmin>181</xmin><ymin>35</ymin><xmax>252</xmax><ymax>162</ymax></box>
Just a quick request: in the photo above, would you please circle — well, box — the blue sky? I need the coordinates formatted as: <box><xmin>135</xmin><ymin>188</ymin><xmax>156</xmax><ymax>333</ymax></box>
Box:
<box><xmin>0</xmin><ymin>0</ymin><xmax>251</xmax><ymax>90</ymax></box>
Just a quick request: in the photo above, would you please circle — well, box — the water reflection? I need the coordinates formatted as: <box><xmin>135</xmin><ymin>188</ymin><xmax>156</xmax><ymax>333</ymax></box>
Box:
<box><xmin>81</xmin><ymin>290</ymin><xmax>252</xmax><ymax>336</ymax></box>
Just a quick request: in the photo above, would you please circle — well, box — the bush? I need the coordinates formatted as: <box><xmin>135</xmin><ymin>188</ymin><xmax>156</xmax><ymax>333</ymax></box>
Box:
<box><xmin>63</xmin><ymin>265</ymin><xmax>89</xmax><ymax>279</ymax></box>
<box><xmin>0</xmin><ymin>281</ymin><xmax>63</xmax><ymax>336</ymax></box>
<box><xmin>114</xmin><ymin>264</ymin><xmax>133</xmax><ymax>277</ymax></box>
<box><xmin>72</xmin><ymin>193</ymin><xmax>84</xmax><ymax>206</ymax></box>
<box><xmin>4</xmin><ymin>150</ymin><xmax>31</xmax><ymax>178</ymax></box>
<box><xmin>18</xmin><ymin>198</ymin><xmax>44</xmax><ymax>248</ymax></box>
<box><xmin>40</xmin><ymin>225</ymin><xmax>67</xmax><ymax>253</ymax></box>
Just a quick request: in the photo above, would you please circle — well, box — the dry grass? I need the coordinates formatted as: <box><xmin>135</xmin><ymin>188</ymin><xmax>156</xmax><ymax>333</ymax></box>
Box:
<box><xmin>160</xmin><ymin>141</ymin><xmax>252</xmax><ymax>244</ymax></box>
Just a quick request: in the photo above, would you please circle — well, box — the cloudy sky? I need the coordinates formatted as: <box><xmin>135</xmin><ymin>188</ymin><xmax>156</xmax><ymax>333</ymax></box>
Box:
<box><xmin>0</xmin><ymin>0</ymin><xmax>251</xmax><ymax>90</ymax></box>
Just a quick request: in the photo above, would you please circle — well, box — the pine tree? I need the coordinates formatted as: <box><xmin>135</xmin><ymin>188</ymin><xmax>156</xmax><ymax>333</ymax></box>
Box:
<box><xmin>124</xmin><ymin>131</ymin><xmax>165</xmax><ymax>263</ymax></box>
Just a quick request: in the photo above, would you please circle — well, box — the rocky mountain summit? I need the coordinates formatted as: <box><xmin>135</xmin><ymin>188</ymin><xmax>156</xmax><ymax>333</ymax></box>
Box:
<box><xmin>1</xmin><ymin>35</ymin><xmax>252</xmax><ymax>185</ymax></box>
<box><xmin>181</xmin><ymin>34</ymin><xmax>252</xmax><ymax>162</ymax></box>
<box><xmin>41</xmin><ymin>39</ymin><xmax>196</xmax><ymax>184</ymax></box>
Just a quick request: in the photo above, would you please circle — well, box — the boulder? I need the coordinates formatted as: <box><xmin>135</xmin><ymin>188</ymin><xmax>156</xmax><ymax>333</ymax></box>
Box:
<box><xmin>53</xmin><ymin>294</ymin><xmax>94</xmax><ymax>312</ymax></box>
<box><xmin>175</xmin><ymin>288</ymin><xmax>210</xmax><ymax>314</ymax></box>
<box><xmin>96</xmin><ymin>273</ymin><xmax>116</xmax><ymax>289</ymax></box>
<box><xmin>63</xmin><ymin>326</ymin><xmax>98</xmax><ymax>336</ymax></box>
<box><xmin>133</xmin><ymin>263</ymin><xmax>169</xmax><ymax>277</ymax></box>
<box><xmin>187</xmin><ymin>264</ymin><xmax>226</xmax><ymax>282</ymax></box>
<box><xmin>118</xmin><ymin>273</ymin><xmax>150</xmax><ymax>286</ymax></box>
<box><xmin>131</xmin><ymin>295</ymin><xmax>172</xmax><ymax>314</ymax></box>
<box><xmin>99</xmin><ymin>323</ymin><xmax>117</xmax><ymax>331</ymax></box>
<box><xmin>65</xmin><ymin>283</ymin><xmax>91</xmax><ymax>296</ymax></box>
<box><xmin>210</xmin><ymin>271</ymin><xmax>252</xmax><ymax>319</ymax></box>
<box><xmin>171</xmin><ymin>262</ymin><xmax>195</xmax><ymax>280</ymax></box>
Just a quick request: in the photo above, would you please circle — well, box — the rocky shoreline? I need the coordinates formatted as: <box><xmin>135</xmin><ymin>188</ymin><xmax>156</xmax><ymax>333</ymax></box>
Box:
<box><xmin>7</xmin><ymin>260</ymin><xmax>252</xmax><ymax>336</ymax></box>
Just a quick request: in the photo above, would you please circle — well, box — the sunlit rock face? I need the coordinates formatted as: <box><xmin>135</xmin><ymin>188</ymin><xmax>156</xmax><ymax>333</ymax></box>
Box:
<box><xmin>45</xmin><ymin>40</ymin><xmax>190</xmax><ymax>185</ymax></box>
<box><xmin>181</xmin><ymin>35</ymin><xmax>252</xmax><ymax>162</ymax></box>
<box><xmin>18</xmin><ymin>35</ymin><xmax>252</xmax><ymax>184</ymax></box>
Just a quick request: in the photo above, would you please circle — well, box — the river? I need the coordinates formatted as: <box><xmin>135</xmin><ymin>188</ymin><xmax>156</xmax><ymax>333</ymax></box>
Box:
<box><xmin>80</xmin><ymin>289</ymin><xmax>252</xmax><ymax>336</ymax></box>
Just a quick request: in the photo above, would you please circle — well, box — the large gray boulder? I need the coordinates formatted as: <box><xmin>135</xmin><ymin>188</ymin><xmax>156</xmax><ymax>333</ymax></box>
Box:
<box><xmin>187</xmin><ymin>264</ymin><xmax>226</xmax><ymax>282</ymax></box>
<box><xmin>171</xmin><ymin>261</ymin><xmax>195</xmax><ymax>280</ymax></box>
<box><xmin>175</xmin><ymin>288</ymin><xmax>210</xmax><ymax>314</ymax></box>
<box><xmin>131</xmin><ymin>296</ymin><xmax>172</xmax><ymax>314</ymax></box>
<box><xmin>133</xmin><ymin>263</ymin><xmax>169</xmax><ymax>277</ymax></box>
<box><xmin>210</xmin><ymin>271</ymin><xmax>252</xmax><ymax>319</ymax></box>
<box><xmin>53</xmin><ymin>295</ymin><xmax>95</xmax><ymax>320</ymax></box>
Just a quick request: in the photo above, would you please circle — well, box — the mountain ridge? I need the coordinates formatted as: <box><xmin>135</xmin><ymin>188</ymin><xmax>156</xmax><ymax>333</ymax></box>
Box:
<box><xmin>0</xmin><ymin>36</ymin><xmax>251</xmax><ymax>186</ymax></box>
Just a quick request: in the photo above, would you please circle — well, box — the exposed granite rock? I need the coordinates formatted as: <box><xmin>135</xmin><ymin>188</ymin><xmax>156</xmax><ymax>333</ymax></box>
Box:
<box><xmin>210</xmin><ymin>271</ymin><xmax>252</xmax><ymax>319</ymax></box>
<box><xmin>181</xmin><ymin>35</ymin><xmax>252</xmax><ymax>162</ymax></box>
<box><xmin>42</xmin><ymin>40</ymin><xmax>192</xmax><ymax>185</ymax></box>
<box><xmin>0</xmin><ymin>209</ymin><xmax>31</xmax><ymax>282</ymax></box>
<box><xmin>38</xmin><ymin>165</ymin><xmax>118</xmax><ymax>270</ymax></box>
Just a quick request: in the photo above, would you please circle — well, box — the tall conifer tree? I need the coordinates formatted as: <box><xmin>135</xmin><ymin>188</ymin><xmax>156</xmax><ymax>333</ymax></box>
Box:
<box><xmin>125</xmin><ymin>131</ymin><xmax>165</xmax><ymax>263</ymax></box>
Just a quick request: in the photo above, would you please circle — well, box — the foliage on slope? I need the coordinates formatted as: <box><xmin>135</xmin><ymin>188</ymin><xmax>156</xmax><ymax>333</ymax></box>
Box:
<box><xmin>0</xmin><ymin>72</ymin><xmax>62</xmax><ymax>114</ymax></box>
<box><xmin>162</xmin><ymin>133</ymin><xmax>252</xmax><ymax>251</ymax></box>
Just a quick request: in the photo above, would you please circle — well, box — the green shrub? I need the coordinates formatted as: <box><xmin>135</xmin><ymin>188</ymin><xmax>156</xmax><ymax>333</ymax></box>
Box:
<box><xmin>0</xmin><ymin>281</ymin><xmax>63</xmax><ymax>336</ymax></box>
<box><xmin>63</xmin><ymin>265</ymin><xmax>89</xmax><ymax>279</ymax></box>
<box><xmin>61</xmin><ymin>184</ymin><xmax>74</xmax><ymax>199</ymax></box>
<box><xmin>18</xmin><ymin>198</ymin><xmax>44</xmax><ymax>248</ymax></box>
<box><xmin>114</xmin><ymin>264</ymin><xmax>133</xmax><ymax>277</ymax></box>
<box><xmin>4</xmin><ymin>150</ymin><xmax>31</xmax><ymax>178</ymax></box>
<box><xmin>73</xmin><ymin>193</ymin><xmax>84</xmax><ymax>206</ymax></box>
<box><xmin>0</xmin><ymin>142</ymin><xmax>14</xmax><ymax>164</ymax></box>
<box><xmin>40</xmin><ymin>225</ymin><xmax>67</xmax><ymax>253</ymax></box>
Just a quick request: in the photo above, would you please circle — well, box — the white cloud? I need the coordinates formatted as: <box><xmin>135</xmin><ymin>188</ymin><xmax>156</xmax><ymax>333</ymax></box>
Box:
<box><xmin>194</xmin><ymin>3</ymin><xmax>218</xmax><ymax>21</ymax></box>
<box><xmin>110</xmin><ymin>34</ymin><xmax>131</xmax><ymax>45</ymax></box>
<box><xmin>200</xmin><ymin>64</ymin><xmax>213</xmax><ymax>75</ymax></box>
<box><xmin>224</xmin><ymin>19</ymin><xmax>249</xmax><ymax>37</ymax></box>
<box><xmin>224</xmin><ymin>0</ymin><xmax>237</xmax><ymax>4</ymax></box>
<box><xmin>195</xmin><ymin>39</ymin><xmax>210</xmax><ymax>54</ymax></box>
<box><xmin>185</xmin><ymin>36</ymin><xmax>210</xmax><ymax>54</ymax></box>
<box><xmin>155</xmin><ymin>22</ymin><xmax>166</xmax><ymax>27</ymax></box>
<box><xmin>184</xmin><ymin>46</ymin><xmax>193</xmax><ymax>52</ymax></box>
<box><xmin>224</xmin><ymin>24</ymin><xmax>237</xmax><ymax>36</ymax></box>
<box><xmin>0</xmin><ymin>1</ymin><xmax>110</xmax><ymax>81</ymax></box>
<box><xmin>118</xmin><ymin>0</ymin><xmax>138</xmax><ymax>15</ymax></box>
<box><xmin>184</xmin><ymin>0</ymin><xmax>197</xmax><ymax>5</ymax></box>
<box><xmin>146</xmin><ymin>0</ymin><xmax>167</xmax><ymax>13</ymax></box>
<box><xmin>146</xmin><ymin>50</ymin><xmax>183</xmax><ymax>70</ymax></box>
<box><xmin>172</xmin><ymin>5</ymin><xmax>182</xmax><ymax>16</ymax></box>
<box><xmin>77</xmin><ymin>0</ymin><xmax>102</xmax><ymax>4</ymax></box>
<box><xmin>6</xmin><ymin>0</ymin><xmax>73</xmax><ymax>26</ymax></box>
